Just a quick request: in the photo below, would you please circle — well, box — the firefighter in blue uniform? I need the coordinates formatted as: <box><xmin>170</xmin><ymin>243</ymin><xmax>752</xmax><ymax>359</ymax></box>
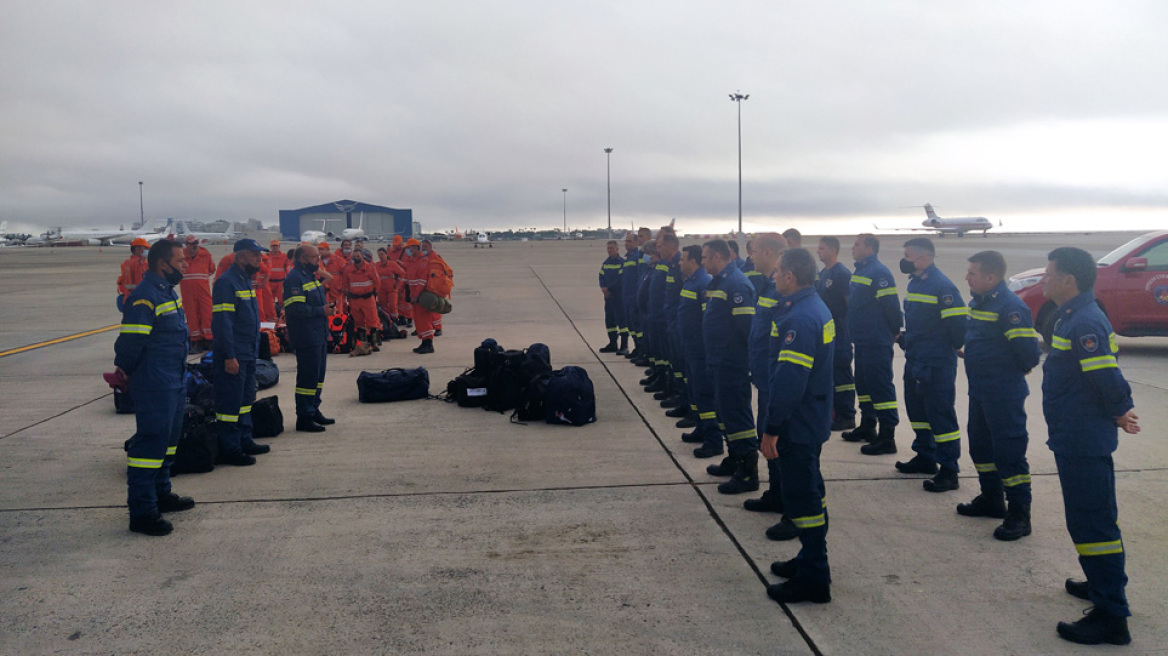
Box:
<box><xmin>211</xmin><ymin>238</ymin><xmax>271</xmax><ymax>466</ymax></box>
<box><xmin>114</xmin><ymin>239</ymin><xmax>195</xmax><ymax>536</ymax></box>
<box><xmin>598</xmin><ymin>240</ymin><xmax>625</xmax><ymax>353</ymax></box>
<box><xmin>633</xmin><ymin>242</ymin><xmax>658</xmax><ymax>369</ymax></box>
<box><xmin>619</xmin><ymin>231</ymin><xmax>642</xmax><ymax>358</ymax></box>
<box><xmin>643</xmin><ymin>235</ymin><xmax>675</xmax><ymax>396</ymax></box>
<box><xmin>676</xmin><ymin>245</ymin><xmax>719</xmax><ymax>451</ymax></box>
<box><xmin>762</xmin><ymin>247</ymin><xmax>834</xmax><ymax>605</ymax></box>
<box><xmin>741</xmin><ymin>239</ymin><xmax>768</xmax><ymax>294</ymax></box>
<box><xmin>816</xmin><ymin>236</ymin><xmax>856</xmax><ymax>431</ymax></box>
<box><xmin>660</xmin><ymin>232</ymin><xmax>688</xmax><ymax>414</ymax></box>
<box><xmin>741</xmin><ymin>234</ymin><xmax>799</xmax><ymax>540</ymax></box>
<box><xmin>894</xmin><ymin>237</ymin><xmax>968</xmax><ymax>492</ymax></box>
<box><xmin>284</xmin><ymin>243</ymin><xmax>335</xmax><ymax>433</ymax></box>
<box><xmin>842</xmin><ymin>234</ymin><xmax>903</xmax><ymax>454</ymax></box>
<box><xmin>700</xmin><ymin>239</ymin><xmax>758</xmax><ymax>494</ymax></box>
<box><xmin>1042</xmin><ymin>247</ymin><xmax>1138</xmax><ymax>646</ymax></box>
<box><xmin>958</xmin><ymin>251</ymin><xmax>1041</xmax><ymax>540</ymax></box>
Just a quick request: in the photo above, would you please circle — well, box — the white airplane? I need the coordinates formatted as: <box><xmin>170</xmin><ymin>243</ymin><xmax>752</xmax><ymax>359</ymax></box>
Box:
<box><xmin>301</xmin><ymin>218</ymin><xmax>330</xmax><ymax>244</ymax></box>
<box><xmin>109</xmin><ymin>218</ymin><xmax>175</xmax><ymax>245</ymax></box>
<box><xmin>473</xmin><ymin>231</ymin><xmax>492</xmax><ymax>248</ymax></box>
<box><xmin>877</xmin><ymin>203</ymin><xmax>998</xmax><ymax>238</ymax></box>
<box><xmin>339</xmin><ymin>212</ymin><xmax>367</xmax><ymax>242</ymax></box>
<box><xmin>38</xmin><ymin>223</ymin><xmax>137</xmax><ymax>246</ymax></box>
<box><xmin>171</xmin><ymin>219</ymin><xmax>235</xmax><ymax>245</ymax></box>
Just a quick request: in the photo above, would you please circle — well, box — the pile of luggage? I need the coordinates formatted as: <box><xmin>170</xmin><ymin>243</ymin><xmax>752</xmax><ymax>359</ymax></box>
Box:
<box><xmin>444</xmin><ymin>339</ymin><xmax>597</xmax><ymax>426</ymax></box>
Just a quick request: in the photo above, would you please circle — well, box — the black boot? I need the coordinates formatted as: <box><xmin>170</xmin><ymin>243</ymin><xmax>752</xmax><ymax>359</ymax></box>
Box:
<box><xmin>599</xmin><ymin>335</ymin><xmax>618</xmax><ymax>353</ymax></box>
<box><xmin>706</xmin><ymin>454</ymin><xmax>737</xmax><ymax>476</ymax></box>
<box><xmin>639</xmin><ymin>370</ymin><xmax>658</xmax><ymax>386</ymax></box>
<box><xmin>765</xmin><ymin>516</ymin><xmax>800</xmax><ymax>541</ymax></box>
<box><xmin>313</xmin><ymin>411</ymin><xmax>336</xmax><ymax>425</ymax></box>
<box><xmin>644</xmin><ymin>373</ymin><xmax>667</xmax><ymax>393</ymax></box>
<box><xmin>675</xmin><ymin>414</ymin><xmax>697</xmax><ymax>429</ymax></box>
<box><xmin>896</xmin><ymin>454</ymin><xmax>939</xmax><ymax>475</ymax></box>
<box><xmin>1064</xmin><ymin>578</ymin><xmax>1090</xmax><ymax>601</ymax></box>
<box><xmin>770</xmin><ymin>559</ymin><xmax>797</xmax><ymax>579</ymax></box>
<box><xmin>956</xmin><ymin>492</ymin><xmax>1006</xmax><ymax>518</ymax></box>
<box><xmin>216</xmin><ymin>451</ymin><xmax>257</xmax><ymax>466</ymax></box>
<box><xmin>653</xmin><ymin>388</ymin><xmax>673</xmax><ymax>401</ymax></box>
<box><xmin>993</xmin><ymin>503</ymin><xmax>1032</xmax><ymax>541</ymax></box>
<box><xmin>841</xmin><ymin>417</ymin><xmax>876</xmax><ymax>442</ymax></box>
<box><xmin>1057</xmin><ymin>607</ymin><xmax>1131</xmax><ymax>646</ymax></box>
<box><xmin>659</xmin><ymin>395</ymin><xmax>683</xmax><ymax>409</ymax></box>
<box><xmin>297</xmin><ymin>416</ymin><xmax>326</xmax><ymax>433</ymax></box>
<box><xmin>766</xmin><ymin>580</ymin><xmax>831</xmax><ymax>604</ymax></box>
<box><xmin>242</xmin><ymin>442</ymin><xmax>270</xmax><ymax>455</ymax></box>
<box><xmin>413</xmin><ymin>338</ymin><xmax>434</xmax><ymax>354</ymax></box>
<box><xmin>860</xmin><ymin>422</ymin><xmax>898</xmax><ymax>455</ymax></box>
<box><xmin>923</xmin><ymin>468</ymin><xmax>960</xmax><ymax>492</ymax></box>
<box><xmin>129</xmin><ymin>514</ymin><xmax>173</xmax><ymax>537</ymax></box>
<box><xmin>743</xmin><ymin>489</ymin><xmax>784</xmax><ymax>513</ymax></box>
<box><xmin>831</xmin><ymin>415</ymin><xmax>857</xmax><ymax>432</ymax></box>
<box><xmin>616</xmin><ymin>334</ymin><xmax>629</xmax><ymax>356</ymax></box>
<box><xmin>718</xmin><ymin>452</ymin><xmax>759</xmax><ymax>494</ymax></box>
<box><xmin>665</xmin><ymin>405</ymin><xmax>688</xmax><ymax>418</ymax></box>
<box><xmin>157</xmin><ymin>493</ymin><xmax>195</xmax><ymax>513</ymax></box>
<box><xmin>681</xmin><ymin>425</ymin><xmax>705</xmax><ymax>443</ymax></box>
<box><xmin>693</xmin><ymin>440</ymin><xmax>724</xmax><ymax>458</ymax></box>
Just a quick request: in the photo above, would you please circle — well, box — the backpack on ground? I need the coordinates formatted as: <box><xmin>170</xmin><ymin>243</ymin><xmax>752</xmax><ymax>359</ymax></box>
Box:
<box><xmin>511</xmin><ymin>372</ymin><xmax>552</xmax><ymax>423</ymax></box>
<box><xmin>473</xmin><ymin>338</ymin><xmax>504</xmax><ymax>378</ymax></box>
<box><xmin>251</xmin><ymin>395</ymin><xmax>284</xmax><ymax>438</ymax></box>
<box><xmin>171</xmin><ymin>404</ymin><xmax>219</xmax><ymax>474</ymax></box>
<box><xmin>256</xmin><ymin>359</ymin><xmax>279</xmax><ymax>390</ymax></box>
<box><xmin>357</xmin><ymin>367</ymin><xmax>430</xmax><ymax>403</ymax></box>
<box><xmin>484</xmin><ymin>350</ymin><xmax>528</xmax><ymax>412</ymax></box>
<box><xmin>378</xmin><ymin>306</ymin><xmax>407</xmax><ymax>339</ymax></box>
<box><xmin>521</xmin><ymin>343</ymin><xmax>552</xmax><ymax>380</ymax></box>
<box><xmin>328</xmin><ymin>313</ymin><xmax>355</xmax><ymax>354</ymax></box>
<box><xmin>444</xmin><ymin>370</ymin><xmax>490</xmax><ymax>408</ymax></box>
<box><xmin>545</xmin><ymin>366</ymin><xmax>597</xmax><ymax>426</ymax></box>
<box><xmin>184</xmin><ymin>365</ymin><xmax>215</xmax><ymax>411</ymax></box>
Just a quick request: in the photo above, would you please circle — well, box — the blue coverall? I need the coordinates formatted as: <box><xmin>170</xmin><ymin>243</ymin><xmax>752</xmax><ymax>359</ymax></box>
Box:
<box><xmin>964</xmin><ymin>280</ymin><xmax>1041</xmax><ymax>504</ymax></box>
<box><xmin>678</xmin><ymin>267</ymin><xmax>718</xmax><ymax>440</ymax></box>
<box><xmin>114</xmin><ymin>271</ymin><xmax>188</xmax><ymax>520</ymax></box>
<box><xmin>648</xmin><ymin>259</ymin><xmax>671</xmax><ymax>372</ymax></box>
<box><xmin>663</xmin><ymin>254</ymin><xmax>687</xmax><ymax>400</ymax></box>
<box><xmin>1043</xmin><ymin>291</ymin><xmax>1134</xmax><ymax>619</ymax></box>
<box><xmin>903</xmin><ymin>264</ymin><xmax>968</xmax><ymax>471</ymax></box>
<box><xmin>599</xmin><ymin>254</ymin><xmax>625</xmax><ymax>342</ymax></box>
<box><xmin>848</xmin><ymin>255</ymin><xmax>902</xmax><ymax>427</ymax></box>
<box><xmin>621</xmin><ymin>247</ymin><xmax>643</xmax><ymax>344</ymax></box>
<box><xmin>764</xmin><ymin>287</ymin><xmax>835</xmax><ymax>586</ymax></box>
<box><xmin>284</xmin><ymin>264</ymin><xmax>330</xmax><ymax>419</ymax></box>
<box><xmin>817</xmin><ymin>261</ymin><xmax>855</xmax><ymax>423</ymax></box>
<box><xmin>749</xmin><ymin>276</ymin><xmax>783</xmax><ymax>497</ymax></box>
<box><xmin>703</xmin><ymin>262</ymin><xmax>757</xmax><ymax>455</ymax></box>
<box><xmin>212</xmin><ymin>263</ymin><xmax>262</xmax><ymax>457</ymax></box>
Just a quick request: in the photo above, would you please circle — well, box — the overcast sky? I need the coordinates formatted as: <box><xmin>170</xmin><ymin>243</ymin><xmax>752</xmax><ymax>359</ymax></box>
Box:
<box><xmin>3</xmin><ymin>0</ymin><xmax>1167</xmax><ymax>235</ymax></box>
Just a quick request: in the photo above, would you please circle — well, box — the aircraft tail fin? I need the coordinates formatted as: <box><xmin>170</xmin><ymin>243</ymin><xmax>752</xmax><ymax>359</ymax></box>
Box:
<box><xmin>923</xmin><ymin>203</ymin><xmax>939</xmax><ymax>221</ymax></box>
<box><xmin>0</xmin><ymin>221</ymin><xmax>7</xmax><ymax>233</ymax></box>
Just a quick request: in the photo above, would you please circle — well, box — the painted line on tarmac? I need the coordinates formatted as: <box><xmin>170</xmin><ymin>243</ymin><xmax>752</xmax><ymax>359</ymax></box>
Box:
<box><xmin>0</xmin><ymin>393</ymin><xmax>112</xmax><ymax>441</ymax></box>
<box><xmin>527</xmin><ymin>265</ymin><xmax>826</xmax><ymax>656</ymax></box>
<box><xmin>0</xmin><ymin>324</ymin><xmax>119</xmax><ymax>359</ymax></box>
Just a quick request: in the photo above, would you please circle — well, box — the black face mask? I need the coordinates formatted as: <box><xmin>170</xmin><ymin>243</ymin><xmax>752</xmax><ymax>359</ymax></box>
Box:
<box><xmin>163</xmin><ymin>265</ymin><xmax>184</xmax><ymax>286</ymax></box>
<box><xmin>899</xmin><ymin>258</ymin><xmax>916</xmax><ymax>274</ymax></box>
<box><xmin>244</xmin><ymin>264</ymin><xmax>260</xmax><ymax>276</ymax></box>
<box><xmin>302</xmin><ymin>262</ymin><xmax>319</xmax><ymax>274</ymax></box>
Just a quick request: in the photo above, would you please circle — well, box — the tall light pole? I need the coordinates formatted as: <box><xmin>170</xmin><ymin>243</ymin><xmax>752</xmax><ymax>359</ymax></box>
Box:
<box><xmin>562</xmin><ymin>188</ymin><xmax>568</xmax><ymax>232</ymax></box>
<box><xmin>729</xmin><ymin>91</ymin><xmax>749</xmax><ymax>235</ymax></box>
<box><xmin>604</xmin><ymin>148</ymin><xmax>613</xmax><ymax>239</ymax></box>
<box><xmin>138</xmin><ymin>181</ymin><xmax>145</xmax><ymax>228</ymax></box>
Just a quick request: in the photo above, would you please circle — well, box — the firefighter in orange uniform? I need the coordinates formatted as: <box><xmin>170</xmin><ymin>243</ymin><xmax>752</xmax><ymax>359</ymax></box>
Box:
<box><xmin>267</xmin><ymin>239</ymin><xmax>289</xmax><ymax>309</ymax></box>
<box><xmin>255</xmin><ymin>255</ymin><xmax>277</xmax><ymax>323</ymax></box>
<box><xmin>181</xmin><ymin>235</ymin><xmax>216</xmax><ymax>351</ymax></box>
<box><xmin>341</xmin><ymin>248</ymin><xmax>382</xmax><ymax>353</ymax></box>
<box><xmin>117</xmin><ymin>238</ymin><xmax>151</xmax><ymax>309</ymax></box>
<box><xmin>422</xmin><ymin>239</ymin><xmax>450</xmax><ymax>337</ymax></box>
<box><xmin>320</xmin><ymin>242</ymin><xmax>347</xmax><ymax>312</ymax></box>
<box><xmin>215</xmin><ymin>252</ymin><xmax>234</xmax><ymax>279</ymax></box>
<box><xmin>375</xmin><ymin>247</ymin><xmax>404</xmax><ymax>325</ymax></box>
<box><xmin>397</xmin><ymin>238</ymin><xmax>418</xmax><ymax>329</ymax></box>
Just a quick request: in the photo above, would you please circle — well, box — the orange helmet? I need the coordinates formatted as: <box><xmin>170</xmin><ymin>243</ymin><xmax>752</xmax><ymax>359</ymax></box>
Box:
<box><xmin>392</xmin><ymin>235</ymin><xmax>404</xmax><ymax>246</ymax></box>
<box><xmin>269</xmin><ymin>239</ymin><xmax>281</xmax><ymax>247</ymax></box>
<box><xmin>130</xmin><ymin>237</ymin><xmax>150</xmax><ymax>248</ymax></box>
<box><xmin>406</xmin><ymin>238</ymin><xmax>421</xmax><ymax>247</ymax></box>
<box><xmin>318</xmin><ymin>242</ymin><xmax>331</xmax><ymax>252</ymax></box>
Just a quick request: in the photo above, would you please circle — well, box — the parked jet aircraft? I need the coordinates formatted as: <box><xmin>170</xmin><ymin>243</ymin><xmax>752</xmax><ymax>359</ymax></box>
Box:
<box><xmin>876</xmin><ymin>203</ymin><xmax>997</xmax><ymax>237</ymax></box>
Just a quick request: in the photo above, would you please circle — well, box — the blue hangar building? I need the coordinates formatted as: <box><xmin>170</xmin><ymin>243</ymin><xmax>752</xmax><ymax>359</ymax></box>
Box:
<box><xmin>278</xmin><ymin>200</ymin><xmax>414</xmax><ymax>241</ymax></box>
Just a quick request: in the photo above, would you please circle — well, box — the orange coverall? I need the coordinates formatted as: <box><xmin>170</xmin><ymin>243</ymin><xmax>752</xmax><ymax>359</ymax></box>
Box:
<box><xmin>180</xmin><ymin>246</ymin><xmax>216</xmax><ymax>341</ymax></box>
<box><xmin>341</xmin><ymin>260</ymin><xmax>381</xmax><ymax>332</ymax></box>
<box><xmin>267</xmin><ymin>249</ymin><xmax>290</xmax><ymax>305</ymax></box>
<box><xmin>405</xmin><ymin>253</ymin><xmax>435</xmax><ymax>341</ymax></box>
<box><xmin>117</xmin><ymin>254</ymin><xmax>148</xmax><ymax>301</ymax></box>
<box><xmin>375</xmin><ymin>257</ymin><xmax>403</xmax><ymax>319</ymax></box>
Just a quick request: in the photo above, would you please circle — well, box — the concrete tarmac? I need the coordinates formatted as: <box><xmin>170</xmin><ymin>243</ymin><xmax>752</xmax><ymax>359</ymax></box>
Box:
<box><xmin>0</xmin><ymin>232</ymin><xmax>1165</xmax><ymax>654</ymax></box>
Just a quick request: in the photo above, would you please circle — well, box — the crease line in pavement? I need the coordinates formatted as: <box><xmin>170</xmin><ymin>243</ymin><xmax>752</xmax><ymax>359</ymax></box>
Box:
<box><xmin>528</xmin><ymin>265</ymin><xmax>824</xmax><ymax>656</ymax></box>
<box><xmin>0</xmin><ymin>393</ymin><xmax>112</xmax><ymax>441</ymax></box>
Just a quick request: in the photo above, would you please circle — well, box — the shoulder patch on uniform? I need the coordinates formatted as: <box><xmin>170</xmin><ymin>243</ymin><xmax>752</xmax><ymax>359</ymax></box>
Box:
<box><xmin>942</xmin><ymin>294</ymin><xmax>954</xmax><ymax>306</ymax></box>
<box><xmin>1080</xmin><ymin>333</ymin><xmax>1099</xmax><ymax>352</ymax></box>
<box><xmin>824</xmin><ymin>278</ymin><xmax>832</xmax><ymax>288</ymax></box>
<box><xmin>878</xmin><ymin>278</ymin><xmax>889</xmax><ymax>288</ymax></box>
<box><xmin>732</xmin><ymin>292</ymin><xmax>744</xmax><ymax>304</ymax></box>
<box><xmin>1007</xmin><ymin>311</ymin><xmax>1021</xmax><ymax>324</ymax></box>
<box><xmin>784</xmin><ymin>329</ymin><xmax>797</xmax><ymax>345</ymax></box>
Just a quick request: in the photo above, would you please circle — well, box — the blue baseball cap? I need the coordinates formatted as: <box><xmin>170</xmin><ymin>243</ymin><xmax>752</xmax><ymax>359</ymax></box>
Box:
<box><xmin>233</xmin><ymin>238</ymin><xmax>270</xmax><ymax>253</ymax></box>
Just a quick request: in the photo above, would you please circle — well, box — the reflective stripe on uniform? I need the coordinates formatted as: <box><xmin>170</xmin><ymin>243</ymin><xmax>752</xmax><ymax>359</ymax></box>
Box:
<box><xmin>834</xmin><ymin>383</ymin><xmax>855</xmax><ymax>392</ymax></box>
<box><xmin>726</xmin><ymin>429</ymin><xmax>756</xmax><ymax>442</ymax></box>
<box><xmin>166</xmin><ymin>446</ymin><xmax>178</xmax><ymax>456</ymax></box>
<box><xmin>706</xmin><ymin>290</ymin><xmax>727</xmax><ymax>300</ymax></box>
<box><xmin>935</xmin><ymin>430</ymin><xmax>961</xmax><ymax>443</ymax></box>
<box><xmin>905</xmin><ymin>293</ymin><xmax>938</xmax><ymax>304</ymax></box>
<box><xmin>699</xmin><ymin>411</ymin><xmax>717</xmax><ymax>420</ymax></box>
<box><xmin>1080</xmin><ymin>356</ymin><xmax>1118</xmax><ymax>372</ymax></box>
<box><xmin>873</xmin><ymin>401</ymin><xmax>897</xmax><ymax>410</ymax></box>
<box><xmin>940</xmin><ymin>307</ymin><xmax>969</xmax><ymax>318</ymax></box>
<box><xmin>731</xmin><ymin>306</ymin><xmax>755</xmax><ymax>315</ymax></box>
<box><xmin>875</xmin><ymin>287</ymin><xmax>898</xmax><ymax>298</ymax></box>
<box><xmin>1005</xmin><ymin>327</ymin><xmax>1039</xmax><ymax>340</ymax></box>
<box><xmin>910</xmin><ymin>421</ymin><xmax>931</xmax><ymax>431</ymax></box>
<box><xmin>128</xmin><ymin>457</ymin><xmax>163</xmax><ymax>469</ymax></box>
<box><xmin>1002</xmin><ymin>473</ymin><xmax>1031</xmax><ymax>487</ymax></box>
<box><xmin>791</xmin><ymin>513</ymin><xmax>826</xmax><ymax>529</ymax></box>
<box><xmin>857</xmin><ymin>395</ymin><xmax>872</xmax><ymax>403</ymax></box>
<box><xmin>216</xmin><ymin>413</ymin><xmax>239</xmax><ymax>423</ymax></box>
<box><xmin>240</xmin><ymin>405</ymin><xmax>252</xmax><ymax>414</ymax></box>
<box><xmin>120</xmin><ymin>323</ymin><xmax>152</xmax><ymax>335</ymax></box>
<box><xmin>235</xmin><ymin>290</ymin><xmax>256</xmax><ymax>298</ymax></box>
<box><xmin>974</xmin><ymin>462</ymin><xmax>997</xmax><ymax>473</ymax></box>
<box><xmin>1075</xmin><ymin>540</ymin><xmax>1123</xmax><ymax>557</ymax></box>
<box><xmin>778</xmin><ymin>350</ymin><xmax>814</xmax><ymax>368</ymax></box>
<box><xmin>284</xmin><ymin>295</ymin><xmax>307</xmax><ymax>305</ymax></box>
<box><xmin>212</xmin><ymin>303</ymin><xmax>235</xmax><ymax>313</ymax></box>
<box><xmin>851</xmin><ymin>275</ymin><xmax>872</xmax><ymax>285</ymax></box>
<box><xmin>155</xmin><ymin>300</ymin><xmax>181</xmax><ymax>315</ymax></box>
<box><xmin>295</xmin><ymin>387</ymin><xmax>316</xmax><ymax>396</ymax></box>
<box><xmin>1050</xmin><ymin>336</ymin><xmax>1072</xmax><ymax>350</ymax></box>
<box><xmin>969</xmin><ymin>310</ymin><xmax>999</xmax><ymax>321</ymax></box>
<box><xmin>757</xmin><ymin>297</ymin><xmax>778</xmax><ymax>308</ymax></box>
<box><xmin>680</xmin><ymin>289</ymin><xmax>698</xmax><ymax>300</ymax></box>
<box><xmin>303</xmin><ymin>281</ymin><xmax>321</xmax><ymax>291</ymax></box>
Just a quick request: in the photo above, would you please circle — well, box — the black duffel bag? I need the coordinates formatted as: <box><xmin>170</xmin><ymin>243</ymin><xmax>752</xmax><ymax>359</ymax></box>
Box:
<box><xmin>256</xmin><ymin>359</ymin><xmax>279</xmax><ymax>390</ymax></box>
<box><xmin>172</xmin><ymin>404</ymin><xmax>219</xmax><ymax>474</ymax></box>
<box><xmin>357</xmin><ymin>367</ymin><xmax>430</xmax><ymax>403</ymax></box>
<box><xmin>446</xmin><ymin>372</ymin><xmax>489</xmax><ymax>408</ymax></box>
<box><xmin>251</xmin><ymin>395</ymin><xmax>284</xmax><ymax>438</ymax></box>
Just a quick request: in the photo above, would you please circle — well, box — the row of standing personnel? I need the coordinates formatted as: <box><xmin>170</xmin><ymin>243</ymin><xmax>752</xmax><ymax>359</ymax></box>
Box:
<box><xmin>599</xmin><ymin>229</ymin><xmax>1140</xmax><ymax>645</ymax></box>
